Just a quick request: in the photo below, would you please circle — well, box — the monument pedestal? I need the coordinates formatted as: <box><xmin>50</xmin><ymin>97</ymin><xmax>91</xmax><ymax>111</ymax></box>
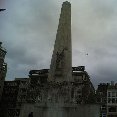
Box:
<box><xmin>20</xmin><ymin>103</ymin><xmax>100</xmax><ymax>117</ymax></box>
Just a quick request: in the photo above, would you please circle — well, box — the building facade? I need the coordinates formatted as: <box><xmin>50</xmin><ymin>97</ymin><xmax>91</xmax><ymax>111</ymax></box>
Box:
<box><xmin>1</xmin><ymin>81</ymin><xmax>20</xmax><ymax>117</ymax></box>
<box><xmin>20</xmin><ymin>66</ymin><xmax>96</xmax><ymax>117</ymax></box>
<box><xmin>96</xmin><ymin>82</ymin><xmax>117</xmax><ymax>117</ymax></box>
<box><xmin>0</xmin><ymin>67</ymin><xmax>96</xmax><ymax>117</ymax></box>
<box><xmin>1</xmin><ymin>78</ymin><xmax>29</xmax><ymax>117</ymax></box>
<box><xmin>107</xmin><ymin>82</ymin><xmax>117</xmax><ymax>117</ymax></box>
<box><xmin>0</xmin><ymin>42</ymin><xmax>7</xmax><ymax>101</ymax></box>
<box><xmin>26</xmin><ymin>66</ymin><xmax>95</xmax><ymax>104</ymax></box>
<box><xmin>26</xmin><ymin>69</ymin><xmax>48</xmax><ymax>103</ymax></box>
<box><xmin>96</xmin><ymin>83</ymin><xmax>109</xmax><ymax>117</ymax></box>
<box><xmin>15</xmin><ymin>78</ymin><xmax>29</xmax><ymax>116</ymax></box>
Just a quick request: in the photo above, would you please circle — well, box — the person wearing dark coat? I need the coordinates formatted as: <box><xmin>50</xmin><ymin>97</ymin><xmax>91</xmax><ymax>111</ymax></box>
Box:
<box><xmin>28</xmin><ymin>112</ymin><xmax>33</xmax><ymax>117</ymax></box>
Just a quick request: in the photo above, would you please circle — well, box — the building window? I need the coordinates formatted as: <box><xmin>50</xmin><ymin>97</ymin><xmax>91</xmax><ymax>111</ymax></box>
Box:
<box><xmin>102</xmin><ymin>113</ymin><xmax>106</xmax><ymax>117</ymax></box>
<box><xmin>112</xmin><ymin>92</ymin><xmax>116</xmax><ymax>97</ymax></box>
<box><xmin>108</xmin><ymin>107</ymin><xmax>116</xmax><ymax>112</ymax></box>
<box><xmin>78</xmin><ymin>95</ymin><xmax>81</xmax><ymax>98</ymax></box>
<box><xmin>112</xmin><ymin>98</ymin><xmax>116</xmax><ymax>103</ymax></box>
<box><xmin>108</xmin><ymin>98</ymin><xmax>111</xmax><ymax>103</ymax></box>
<box><xmin>108</xmin><ymin>92</ymin><xmax>111</xmax><ymax>97</ymax></box>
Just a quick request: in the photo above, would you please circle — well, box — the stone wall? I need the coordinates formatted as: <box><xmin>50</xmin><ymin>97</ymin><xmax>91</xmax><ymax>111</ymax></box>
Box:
<box><xmin>20</xmin><ymin>103</ymin><xmax>100</xmax><ymax>117</ymax></box>
<box><xmin>19</xmin><ymin>104</ymin><xmax>35</xmax><ymax>117</ymax></box>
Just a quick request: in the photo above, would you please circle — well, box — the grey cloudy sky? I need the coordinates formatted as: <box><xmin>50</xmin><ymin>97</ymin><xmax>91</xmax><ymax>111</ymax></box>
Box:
<box><xmin>0</xmin><ymin>0</ymin><xmax>117</xmax><ymax>87</ymax></box>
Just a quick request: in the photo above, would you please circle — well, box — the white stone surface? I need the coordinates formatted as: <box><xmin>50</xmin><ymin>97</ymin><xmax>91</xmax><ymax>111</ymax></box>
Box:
<box><xmin>48</xmin><ymin>1</ymin><xmax>72</xmax><ymax>82</ymax></box>
<box><xmin>20</xmin><ymin>103</ymin><xmax>100</xmax><ymax>117</ymax></box>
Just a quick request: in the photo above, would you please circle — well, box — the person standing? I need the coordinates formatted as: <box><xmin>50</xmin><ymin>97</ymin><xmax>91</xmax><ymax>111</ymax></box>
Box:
<box><xmin>28</xmin><ymin>112</ymin><xmax>33</xmax><ymax>117</ymax></box>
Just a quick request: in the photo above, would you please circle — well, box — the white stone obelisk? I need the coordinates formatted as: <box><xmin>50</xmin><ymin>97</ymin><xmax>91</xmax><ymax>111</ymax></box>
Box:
<box><xmin>48</xmin><ymin>1</ymin><xmax>72</xmax><ymax>82</ymax></box>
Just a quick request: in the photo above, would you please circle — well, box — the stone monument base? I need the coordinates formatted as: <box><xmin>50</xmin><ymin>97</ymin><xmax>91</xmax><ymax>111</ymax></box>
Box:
<box><xmin>20</xmin><ymin>103</ymin><xmax>100</xmax><ymax>117</ymax></box>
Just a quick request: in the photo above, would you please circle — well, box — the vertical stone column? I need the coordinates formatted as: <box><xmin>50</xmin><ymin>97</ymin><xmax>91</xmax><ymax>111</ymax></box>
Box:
<box><xmin>48</xmin><ymin>1</ymin><xmax>72</xmax><ymax>82</ymax></box>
